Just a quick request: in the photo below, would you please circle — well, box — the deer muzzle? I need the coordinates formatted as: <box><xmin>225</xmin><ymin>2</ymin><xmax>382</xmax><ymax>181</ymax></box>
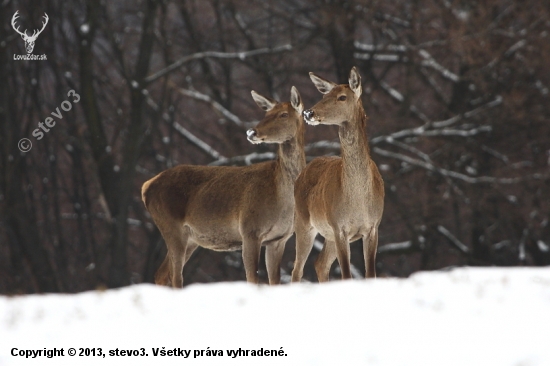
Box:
<box><xmin>303</xmin><ymin>109</ymin><xmax>319</xmax><ymax>125</ymax></box>
<box><xmin>246</xmin><ymin>129</ymin><xmax>261</xmax><ymax>143</ymax></box>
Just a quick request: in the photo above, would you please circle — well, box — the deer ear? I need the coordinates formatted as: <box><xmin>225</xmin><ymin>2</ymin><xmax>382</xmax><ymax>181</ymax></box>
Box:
<box><xmin>251</xmin><ymin>91</ymin><xmax>278</xmax><ymax>111</ymax></box>
<box><xmin>290</xmin><ymin>86</ymin><xmax>303</xmax><ymax>114</ymax></box>
<box><xmin>309</xmin><ymin>72</ymin><xmax>337</xmax><ymax>94</ymax></box>
<box><xmin>349</xmin><ymin>67</ymin><xmax>362</xmax><ymax>98</ymax></box>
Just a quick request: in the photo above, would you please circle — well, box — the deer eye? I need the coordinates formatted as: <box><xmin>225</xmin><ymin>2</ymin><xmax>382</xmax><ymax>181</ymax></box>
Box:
<box><xmin>338</xmin><ymin>95</ymin><xmax>347</xmax><ymax>101</ymax></box>
<box><xmin>280</xmin><ymin>112</ymin><xmax>289</xmax><ymax>118</ymax></box>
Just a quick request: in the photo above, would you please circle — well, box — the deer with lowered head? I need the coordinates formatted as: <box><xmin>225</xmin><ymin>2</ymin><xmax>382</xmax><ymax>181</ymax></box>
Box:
<box><xmin>142</xmin><ymin>87</ymin><xmax>306</xmax><ymax>287</ymax></box>
<box><xmin>291</xmin><ymin>67</ymin><xmax>384</xmax><ymax>282</ymax></box>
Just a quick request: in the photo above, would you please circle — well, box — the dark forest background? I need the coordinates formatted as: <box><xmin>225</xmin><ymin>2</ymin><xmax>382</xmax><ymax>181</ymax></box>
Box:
<box><xmin>1</xmin><ymin>0</ymin><xmax>549</xmax><ymax>293</ymax></box>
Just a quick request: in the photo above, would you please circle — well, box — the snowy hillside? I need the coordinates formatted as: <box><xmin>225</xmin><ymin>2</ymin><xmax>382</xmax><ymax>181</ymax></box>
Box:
<box><xmin>1</xmin><ymin>267</ymin><xmax>549</xmax><ymax>366</ymax></box>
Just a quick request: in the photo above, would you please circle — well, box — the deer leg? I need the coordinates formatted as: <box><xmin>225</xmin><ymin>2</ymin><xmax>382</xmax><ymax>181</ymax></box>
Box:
<box><xmin>266</xmin><ymin>238</ymin><xmax>288</xmax><ymax>285</ymax></box>
<box><xmin>334</xmin><ymin>231</ymin><xmax>352</xmax><ymax>280</ymax></box>
<box><xmin>363</xmin><ymin>227</ymin><xmax>378</xmax><ymax>278</ymax></box>
<box><xmin>183</xmin><ymin>241</ymin><xmax>198</xmax><ymax>265</ymax></box>
<box><xmin>154</xmin><ymin>255</ymin><xmax>171</xmax><ymax>286</ymax></box>
<box><xmin>162</xmin><ymin>242</ymin><xmax>198</xmax><ymax>287</ymax></box>
<box><xmin>242</xmin><ymin>235</ymin><xmax>262</xmax><ymax>284</ymax></box>
<box><xmin>314</xmin><ymin>239</ymin><xmax>336</xmax><ymax>282</ymax></box>
<box><xmin>153</xmin><ymin>221</ymin><xmax>189</xmax><ymax>288</ymax></box>
<box><xmin>291</xmin><ymin>219</ymin><xmax>316</xmax><ymax>282</ymax></box>
<box><xmin>168</xmin><ymin>229</ymin><xmax>190</xmax><ymax>288</ymax></box>
<box><xmin>155</xmin><ymin>237</ymin><xmax>196</xmax><ymax>287</ymax></box>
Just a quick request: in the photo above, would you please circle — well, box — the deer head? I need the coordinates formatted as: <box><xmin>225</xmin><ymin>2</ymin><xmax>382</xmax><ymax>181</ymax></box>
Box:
<box><xmin>303</xmin><ymin>67</ymin><xmax>363</xmax><ymax>126</ymax></box>
<box><xmin>11</xmin><ymin>11</ymin><xmax>49</xmax><ymax>54</ymax></box>
<box><xmin>247</xmin><ymin>86</ymin><xmax>304</xmax><ymax>144</ymax></box>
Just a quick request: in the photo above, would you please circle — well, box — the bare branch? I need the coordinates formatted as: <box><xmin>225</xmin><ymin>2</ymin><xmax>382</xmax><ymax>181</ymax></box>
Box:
<box><xmin>432</xmin><ymin>96</ymin><xmax>503</xmax><ymax>128</ymax></box>
<box><xmin>354</xmin><ymin>42</ymin><xmax>459</xmax><ymax>82</ymax></box>
<box><xmin>354</xmin><ymin>53</ymin><xmax>408</xmax><ymax>62</ymax></box>
<box><xmin>145</xmin><ymin>44</ymin><xmax>292</xmax><ymax>84</ymax></box>
<box><xmin>504</xmin><ymin>39</ymin><xmax>527</xmax><ymax>57</ymax></box>
<box><xmin>370</xmin><ymin>96</ymin><xmax>503</xmax><ymax>144</ymax></box>
<box><xmin>354</xmin><ymin>42</ymin><xmax>407</xmax><ymax>52</ymax></box>
<box><xmin>418</xmin><ymin>67</ymin><xmax>451</xmax><ymax>105</ymax></box>
<box><xmin>420</xmin><ymin>125</ymin><xmax>492</xmax><ymax>137</ymax></box>
<box><xmin>145</xmin><ymin>97</ymin><xmax>225</xmax><ymax>160</ymax></box>
<box><xmin>418</xmin><ymin>49</ymin><xmax>459</xmax><ymax>82</ymax></box>
<box><xmin>373</xmin><ymin>147</ymin><xmax>546</xmax><ymax>184</ymax></box>
<box><xmin>379</xmin><ymin>81</ymin><xmax>405</xmax><ymax>102</ymax></box>
<box><xmin>437</xmin><ymin>225</ymin><xmax>469</xmax><ymax>254</ymax></box>
<box><xmin>175</xmin><ymin>87</ymin><xmax>256</xmax><ymax>128</ymax></box>
<box><xmin>384</xmin><ymin>138</ymin><xmax>469</xmax><ymax>197</ymax></box>
<box><xmin>485</xmin><ymin>39</ymin><xmax>526</xmax><ymax>70</ymax></box>
<box><xmin>379</xmin><ymin>81</ymin><xmax>431</xmax><ymax>123</ymax></box>
<box><xmin>209</xmin><ymin>152</ymin><xmax>275</xmax><ymax>166</ymax></box>
<box><xmin>481</xmin><ymin>145</ymin><xmax>509</xmax><ymax>163</ymax></box>
<box><xmin>171</xmin><ymin>122</ymin><xmax>225</xmax><ymax>161</ymax></box>
<box><xmin>377</xmin><ymin>240</ymin><xmax>413</xmax><ymax>254</ymax></box>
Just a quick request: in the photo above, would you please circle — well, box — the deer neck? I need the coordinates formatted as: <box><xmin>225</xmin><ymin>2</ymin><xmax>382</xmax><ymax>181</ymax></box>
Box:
<box><xmin>338</xmin><ymin>103</ymin><xmax>371</xmax><ymax>186</ymax></box>
<box><xmin>275</xmin><ymin>124</ymin><xmax>306</xmax><ymax>187</ymax></box>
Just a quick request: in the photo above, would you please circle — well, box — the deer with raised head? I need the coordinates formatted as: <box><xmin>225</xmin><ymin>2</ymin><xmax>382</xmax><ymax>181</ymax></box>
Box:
<box><xmin>142</xmin><ymin>87</ymin><xmax>306</xmax><ymax>287</ymax></box>
<box><xmin>291</xmin><ymin>67</ymin><xmax>384</xmax><ymax>282</ymax></box>
<box><xmin>11</xmin><ymin>11</ymin><xmax>49</xmax><ymax>54</ymax></box>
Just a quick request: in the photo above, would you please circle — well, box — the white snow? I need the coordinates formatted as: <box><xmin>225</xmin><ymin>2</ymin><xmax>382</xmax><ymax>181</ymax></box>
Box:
<box><xmin>1</xmin><ymin>267</ymin><xmax>549</xmax><ymax>365</ymax></box>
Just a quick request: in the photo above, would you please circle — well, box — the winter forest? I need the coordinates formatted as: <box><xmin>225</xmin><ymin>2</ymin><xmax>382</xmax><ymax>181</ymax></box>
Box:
<box><xmin>1</xmin><ymin>0</ymin><xmax>549</xmax><ymax>294</ymax></box>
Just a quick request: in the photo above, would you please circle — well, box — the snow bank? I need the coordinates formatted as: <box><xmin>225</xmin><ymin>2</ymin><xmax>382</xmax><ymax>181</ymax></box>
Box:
<box><xmin>1</xmin><ymin>267</ymin><xmax>549</xmax><ymax>365</ymax></box>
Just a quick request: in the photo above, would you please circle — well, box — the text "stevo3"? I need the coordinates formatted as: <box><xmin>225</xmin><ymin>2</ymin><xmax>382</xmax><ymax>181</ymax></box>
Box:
<box><xmin>32</xmin><ymin>90</ymin><xmax>80</xmax><ymax>140</ymax></box>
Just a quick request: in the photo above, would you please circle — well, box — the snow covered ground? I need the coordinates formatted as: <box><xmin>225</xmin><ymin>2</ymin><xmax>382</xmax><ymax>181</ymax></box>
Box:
<box><xmin>1</xmin><ymin>267</ymin><xmax>549</xmax><ymax>366</ymax></box>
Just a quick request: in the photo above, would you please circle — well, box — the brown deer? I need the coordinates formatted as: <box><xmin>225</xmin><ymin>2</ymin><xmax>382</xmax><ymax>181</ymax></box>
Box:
<box><xmin>291</xmin><ymin>67</ymin><xmax>384</xmax><ymax>282</ymax></box>
<box><xmin>142</xmin><ymin>87</ymin><xmax>306</xmax><ymax>287</ymax></box>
